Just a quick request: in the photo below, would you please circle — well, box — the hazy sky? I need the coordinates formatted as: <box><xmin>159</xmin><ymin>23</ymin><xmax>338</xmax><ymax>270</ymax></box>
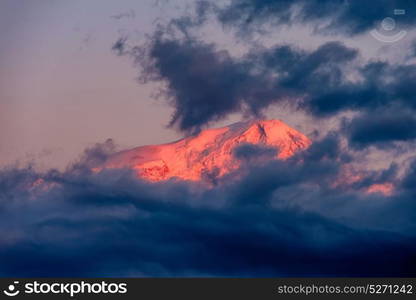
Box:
<box><xmin>0</xmin><ymin>0</ymin><xmax>185</xmax><ymax>169</ymax></box>
<box><xmin>1</xmin><ymin>0</ymin><xmax>414</xmax><ymax>170</ymax></box>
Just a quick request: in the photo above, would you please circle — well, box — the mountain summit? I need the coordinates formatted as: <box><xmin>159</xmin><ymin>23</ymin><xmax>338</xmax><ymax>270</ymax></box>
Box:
<box><xmin>102</xmin><ymin>120</ymin><xmax>311</xmax><ymax>182</ymax></box>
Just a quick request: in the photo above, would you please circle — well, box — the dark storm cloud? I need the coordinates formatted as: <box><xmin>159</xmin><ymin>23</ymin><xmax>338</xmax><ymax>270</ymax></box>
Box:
<box><xmin>118</xmin><ymin>33</ymin><xmax>362</xmax><ymax>132</ymax></box>
<box><xmin>70</xmin><ymin>1</ymin><xmax>416</xmax><ymax>275</ymax></box>
<box><xmin>71</xmin><ymin>138</ymin><xmax>116</xmax><ymax>170</ymax></box>
<box><xmin>127</xmin><ymin>35</ymin><xmax>273</xmax><ymax>133</ymax></box>
<box><xmin>2</xmin><ymin>0</ymin><xmax>416</xmax><ymax>279</ymax></box>
<box><xmin>252</xmin><ymin>49</ymin><xmax>416</xmax><ymax>119</ymax></box>
<box><xmin>402</xmin><ymin>159</ymin><xmax>416</xmax><ymax>194</ymax></box>
<box><xmin>1</xmin><ymin>137</ymin><xmax>415</xmax><ymax>276</ymax></box>
<box><xmin>300</xmin><ymin>133</ymin><xmax>346</xmax><ymax>162</ymax></box>
<box><xmin>217</xmin><ymin>0</ymin><xmax>416</xmax><ymax>35</ymax></box>
<box><xmin>233</xmin><ymin>143</ymin><xmax>278</xmax><ymax>162</ymax></box>
<box><xmin>140</xmin><ymin>37</ymin><xmax>255</xmax><ymax>133</ymax></box>
<box><xmin>117</xmin><ymin>29</ymin><xmax>416</xmax><ymax>152</ymax></box>
<box><xmin>254</xmin><ymin>41</ymin><xmax>360</xmax><ymax>116</ymax></box>
<box><xmin>345</xmin><ymin>109</ymin><xmax>416</xmax><ymax>149</ymax></box>
<box><xmin>111</xmin><ymin>0</ymin><xmax>416</xmax><ymax>152</ymax></box>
